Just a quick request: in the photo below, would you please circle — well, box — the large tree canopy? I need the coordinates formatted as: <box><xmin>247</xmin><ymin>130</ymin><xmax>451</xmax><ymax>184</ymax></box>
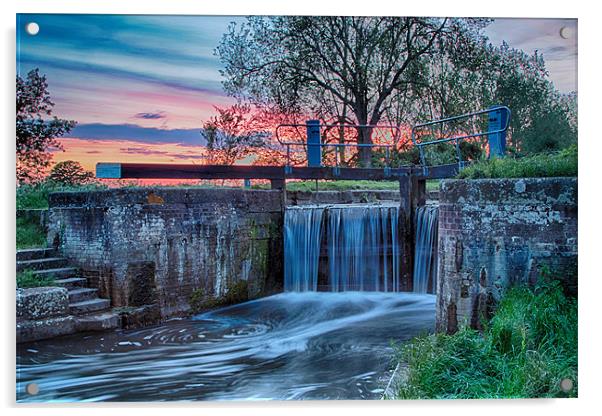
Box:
<box><xmin>216</xmin><ymin>16</ymin><xmax>576</xmax><ymax>166</ymax></box>
<box><xmin>217</xmin><ymin>16</ymin><xmax>490</xmax><ymax>165</ymax></box>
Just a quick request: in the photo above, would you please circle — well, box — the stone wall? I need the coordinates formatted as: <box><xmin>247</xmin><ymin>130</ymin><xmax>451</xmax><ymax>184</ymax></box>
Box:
<box><xmin>286</xmin><ymin>190</ymin><xmax>400</xmax><ymax>205</ymax></box>
<box><xmin>436</xmin><ymin>178</ymin><xmax>577</xmax><ymax>334</ymax></box>
<box><xmin>47</xmin><ymin>188</ymin><xmax>284</xmax><ymax>317</ymax></box>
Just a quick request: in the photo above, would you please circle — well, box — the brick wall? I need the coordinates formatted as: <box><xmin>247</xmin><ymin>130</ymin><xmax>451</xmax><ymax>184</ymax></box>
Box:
<box><xmin>47</xmin><ymin>188</ymin><xmax>284</xmax><ymax>317</ymax></box>
<box><xmin>436</xmin><ymin>178</ymin><xmax>577</xmax><ymax>334</ymax></box>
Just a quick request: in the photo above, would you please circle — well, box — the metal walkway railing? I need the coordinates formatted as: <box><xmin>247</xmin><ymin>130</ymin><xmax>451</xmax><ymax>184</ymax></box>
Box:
<box><xmin>275</xmin><ymin>123</ymin><xmax>401</xmax><ymax>172</ymax></box>
<box><xmin>411</xmin><ymin>106</ymin><xmax>512</xmax><ymax>174</ymax></box>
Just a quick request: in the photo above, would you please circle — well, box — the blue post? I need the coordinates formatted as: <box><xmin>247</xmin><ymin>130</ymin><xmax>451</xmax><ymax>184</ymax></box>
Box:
<box><xmin>243</xmin><ymin>179</ymin><xmax>251</xmax><ymax>188</ymax></box>
<box><xmin>487</xmin><ymin>105</ymin><xmax>508</xmax><ymax>158</ymax></box>
<box><xmin>306</xmin><ymin>120</ymin><xmax>322</xmax><ymax>167</ymax></box>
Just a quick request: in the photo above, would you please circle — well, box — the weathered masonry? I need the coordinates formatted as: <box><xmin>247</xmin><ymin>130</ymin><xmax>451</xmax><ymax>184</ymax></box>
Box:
<box><xmin>47</xmin><ymin>188</ymin><xmax>284</xmax><ymax>317</ymax></box>
<box><xmin>436</xmin><ymin>178</ymin><xmax>577</xmax><ymax>334</ymax></box>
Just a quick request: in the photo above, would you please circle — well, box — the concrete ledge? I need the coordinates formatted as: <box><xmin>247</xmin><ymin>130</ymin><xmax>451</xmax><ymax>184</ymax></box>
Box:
<box><xmin>440</xmin><ymin>177</ymin><xmax>577</xmax><ymax>206</ymax></box>
<box><xmin>286</xmin><ymin>190</ymin><xmax>400</xmax><ymax>205</ymax></box>
<box><xmin>17</xmin><ymin>315</ymin><xmax>76</xmax><ymax>343</ymax></box>
<box><xmin>17</xmin><ymin>287</ymin><xmax>69</xmax><ymax>320</ymax></box>
<box><xmin>48</xmin><ymin>187</ymin><xmax>283</xmax><ymax>212</ymax></box>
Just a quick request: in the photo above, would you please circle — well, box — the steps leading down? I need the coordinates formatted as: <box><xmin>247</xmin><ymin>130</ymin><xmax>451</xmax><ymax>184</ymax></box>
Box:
<box><xmin>17</xmin><ymin>248</ymin><xmax>119</xmax><ymax>332</ymax></box>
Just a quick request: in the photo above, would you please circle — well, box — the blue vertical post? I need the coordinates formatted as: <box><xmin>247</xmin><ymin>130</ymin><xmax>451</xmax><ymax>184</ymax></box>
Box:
<box><xmin>243</xmin><ymin>179</ymin><xmax>251</xmax><ymax>188</ymax></box>
<box><xmin>487</xmin><ymin>105</ymin><xmax>508</xmax><ymax>158</ymax></box>
<box><xmin>306</xmin><ymin>120</ymin><xmax>322</xmax><ymax>167</ymax></box>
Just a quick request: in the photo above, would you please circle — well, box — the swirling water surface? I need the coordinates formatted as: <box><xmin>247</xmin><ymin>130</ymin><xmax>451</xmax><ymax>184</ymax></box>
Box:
<box><xmin>17</xmin><ymin>292</ymin><xmax>435</xmax><ymax>402</ymax></box>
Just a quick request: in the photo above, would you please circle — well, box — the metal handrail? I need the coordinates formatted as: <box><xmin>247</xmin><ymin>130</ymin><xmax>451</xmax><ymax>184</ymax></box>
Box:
<box><xmin>275</xmin><ymin>123</ymin><xmax>402</xmax><ymax>170</ymax></box>
<box><xmin>410</xmin><ymin>106</ymin><xmax>512</xmax><ymax>174</ymax></box>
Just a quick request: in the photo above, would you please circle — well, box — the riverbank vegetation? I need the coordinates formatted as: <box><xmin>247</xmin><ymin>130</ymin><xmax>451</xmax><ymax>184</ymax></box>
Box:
<box><xmin>394</xmin><ymin>276</ymin><xmax>577</xmax><ymax>399</ymax></box>
<box><xmin>456</xmin><ymin>145</ymin><xmax>577</xmax><ymax>179</ymax></box>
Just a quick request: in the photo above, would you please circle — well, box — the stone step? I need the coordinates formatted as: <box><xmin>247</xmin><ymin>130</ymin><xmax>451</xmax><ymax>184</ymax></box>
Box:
<box><xmin>32</xmin><ymin>267</ymin><xmax>78</xmax><ymax>280</ymax></box>
<box><xmin>75</xmin><ymin>311</ymin><xmax>120</xmax><ymax>332</ymax></box>
<box><xmin>68</xmin><ymin>288</ymin><xmax>98</xmax><ymax>303</ymax></box>
<box><xmin>17</xmin><ymin>257</ymin><xmax>68</xmax><ymax>272</ymax></box>
<box><xmin>16</xmin><ymin>248</ymin><xmax>57</xmax><ymax>262</ymax></box>
<box><xmin>54</xmin><ymin>277</ymin><xmax>88</xmax><ymax>290</ymax></box>
<box><xmin>69</xmin><ymin>298</ymin><xmax>111</xmax><ymax>315</ymax></box>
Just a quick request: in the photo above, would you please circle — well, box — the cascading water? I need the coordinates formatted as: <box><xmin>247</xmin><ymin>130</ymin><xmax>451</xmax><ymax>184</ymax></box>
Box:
<box><xmin>284</xmin><ymin>207</ymin><xmax>325</xmax><ymax>291</ymax></box>
<box><xmin>413</xmin><ymin>205</ymin><xmax>439</xmax><ymax>294</ymax></box>
<box><xmin>284</xmin><ymin>204</ymin><xmax>401</xmax><ymax>292</ymax></box>
<box><xmin>327</xmin><ymin>205</ymin><xmax>400</xmax><ymax>292</ymax></box>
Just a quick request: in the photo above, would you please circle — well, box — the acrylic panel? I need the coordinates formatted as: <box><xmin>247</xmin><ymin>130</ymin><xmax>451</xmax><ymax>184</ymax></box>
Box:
<box><xmin>16</xmin><ymin>14</ymin><xmax>578</xmax><ymax>402</ymax></box>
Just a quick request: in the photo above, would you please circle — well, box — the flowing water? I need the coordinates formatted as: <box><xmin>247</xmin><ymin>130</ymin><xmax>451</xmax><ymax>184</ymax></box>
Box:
<box><xmin>284</xmin><ymin>204</ymin><xmax>401</xmax><ymax>292</ymax></box>
<box><xmin>17</xmin><ymin>292</ymin><xmax>435</xmax><ymax>402</ymax></box>
<box><xmin>327</xmin><ymin>205</ymin><xmax>400</xmax><ymax>292</ymax></box>
<box><xmin>284</xmin><ymin>207</ymin><xmax>325</xmax><ymax>292</ymax></box>
<box><xmin>413</xmin><ymin>205</ymin><xmax>439</xmax><ymax>294</ymax></box>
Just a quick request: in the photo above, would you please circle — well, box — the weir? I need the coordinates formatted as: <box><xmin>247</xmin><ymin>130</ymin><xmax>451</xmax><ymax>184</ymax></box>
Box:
<box><xmin>284</xmin><ymin>204</ymin><xmax>409</xmax><ymax>293</ymax></box>
<box><xmin>413</xmin><ymin>205</ymin><xmax>439</xmax><ymax>294</ymax></box>
<box><xmin>284</xmin><ymin>203</ymin><xmax>440</xmax><ymax>294</ymax></box>
<box><xmin>284</xmin><ymin>207</ymin><xmax>325</xmax><ymax>292</ymax></box>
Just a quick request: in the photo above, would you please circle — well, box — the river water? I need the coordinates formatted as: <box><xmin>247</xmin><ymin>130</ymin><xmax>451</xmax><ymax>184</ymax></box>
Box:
<box><xmin>17</xmin><ymin>292</ymin><xmax>435</xmax><ymax>402</ymax></box>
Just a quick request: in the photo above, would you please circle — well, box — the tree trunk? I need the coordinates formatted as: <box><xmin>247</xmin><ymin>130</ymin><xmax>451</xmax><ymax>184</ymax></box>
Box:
<box><xmin>357</xmin><ymin>126</ymin><xmax>373</xmax><ymax>167</ymax></box>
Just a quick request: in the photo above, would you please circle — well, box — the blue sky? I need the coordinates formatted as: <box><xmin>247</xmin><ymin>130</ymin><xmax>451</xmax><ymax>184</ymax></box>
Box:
<box><xmin>15</xmin><ymin>14</ymin><xmax>577</xmax><ymax>168</ymax></box>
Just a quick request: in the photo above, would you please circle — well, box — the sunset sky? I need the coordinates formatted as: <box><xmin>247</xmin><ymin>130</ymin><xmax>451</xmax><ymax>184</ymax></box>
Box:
<box><xmin>16</xmin><ymin>15</ymin><xmax>577</xmax><ymax>172</ymax></box>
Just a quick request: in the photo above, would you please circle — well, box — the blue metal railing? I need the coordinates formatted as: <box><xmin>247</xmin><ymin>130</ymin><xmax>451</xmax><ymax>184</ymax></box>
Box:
<box><xmin>411</xmin><ymin>106</ymin><xmax>512</xmax><ymax>175</ymax></box>
<box><xmin>275</xmin><ymin>123</ymin><xmax>401</xmax><ymax>173</ymax></box>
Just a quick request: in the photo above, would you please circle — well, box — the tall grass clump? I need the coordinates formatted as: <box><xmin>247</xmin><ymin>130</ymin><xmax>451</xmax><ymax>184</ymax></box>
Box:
<box><xmin>456</xmin><ymin>145</ymin><xmax>577</xmax><ymax>179</ymax></box>
<box><xmin>395</xmin><ymin>277</ymin><xmax>577</xmax><ymax>399</ymax></box>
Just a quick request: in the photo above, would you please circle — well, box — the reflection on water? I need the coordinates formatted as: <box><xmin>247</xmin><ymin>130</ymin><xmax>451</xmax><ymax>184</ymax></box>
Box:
<box><xmin>17</xmin><ymin>292</ymin><xmax>435</xmax><ymax>402</ymax></box>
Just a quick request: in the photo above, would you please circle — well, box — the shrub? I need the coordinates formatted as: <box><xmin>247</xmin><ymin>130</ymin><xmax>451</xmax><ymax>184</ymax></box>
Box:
<box><xmin>456</xmin><ymin>145</ymin><xmax>577</xmax><ymax>179</ymax></box>
<box><xmin>395</xmin><ymin>276</ymin><xmax>577</xmax><ymax>399</ymax></box>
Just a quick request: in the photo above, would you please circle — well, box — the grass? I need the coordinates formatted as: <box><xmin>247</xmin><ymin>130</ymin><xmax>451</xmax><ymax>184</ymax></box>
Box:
<box><xmin>17</xmin><ymin>181</ymin><xmax>108</xmax><ymax>209</ymax></box>
<box><xmin>17</xmin><ymin>269</ymin><xmax>56</xmax><ymax>288</ymax></box>
<box><xmin>394</xmin><ymin>276</ymin><xmax>577</xmax><ymax>399</ymax></box>
<box><xmin>456</xmin><ymin>145</ymin><xmax>577</xmax><ymax>179</ymax></box>
<box><xmin>252</xmin><ymin>179</ymin><xmax>440</xmax><ymax>192</ymax></box>
<box><xmin>16</xmin><ymin>217</ymin><xmax>46</xmax><ymax>249</ymax></box>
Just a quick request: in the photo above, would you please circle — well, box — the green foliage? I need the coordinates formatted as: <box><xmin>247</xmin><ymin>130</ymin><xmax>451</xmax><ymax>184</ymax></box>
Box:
<box><xmin>395</xmin><ymin>278</ymin><xmax>578</xmax><ymax>399</ymax></box>
<box><xmin>456</xmin><ymin>145</ymin><xmax>577</xmax><ymax>179</ymax></box>
<box><xmin>17</xmin><ymin>180</ymin><xmax>107</xmax><ymax>209</ymax></box>
<box><xmin>16</xmin><ymin>68</ymin><xmax>76</xmax><ymax>184</ymax></box>
<box><xmin>48</xmin><ymin>160</ymin><xmax>94</xmax><ymax>186</ymax></box>
<box><xmin>189</xmin><ymin>280</ymin><xmax>249</xmax><ymax>314</ymax></box>
<box><xmin>418</xmin><ymin>40</ymin><xmax>577</xmax><ymax>157</ymax></box>
<box><xmin>16</xmin><ymin>217</ymin><xmax>46</xmax><ymax>249</ymax></box>
<box><xmin>17</xmin><ymin>269</ymin><xmax>56</xmax><ymax>288</ymax></box>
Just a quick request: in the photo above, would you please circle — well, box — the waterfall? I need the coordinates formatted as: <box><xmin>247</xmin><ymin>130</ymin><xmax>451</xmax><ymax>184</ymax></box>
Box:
<box><xmin>284</xmin><ymin>204</ymin><xmax>401</xmax><ymax>292</ymax></box>
<box><xmin>413</xmin><ymin>205</ymin><xmax>439</xmax><ymax>294</ymax></box>
<box><xmin>284</xmin><ymin>207</ymin><xmax>325</xmax><ymax>291</ymax></box>
<box><xmin>327</xmin><ymin>205</ymin><xmax>400</xmax><ymax>292</ymax></box>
